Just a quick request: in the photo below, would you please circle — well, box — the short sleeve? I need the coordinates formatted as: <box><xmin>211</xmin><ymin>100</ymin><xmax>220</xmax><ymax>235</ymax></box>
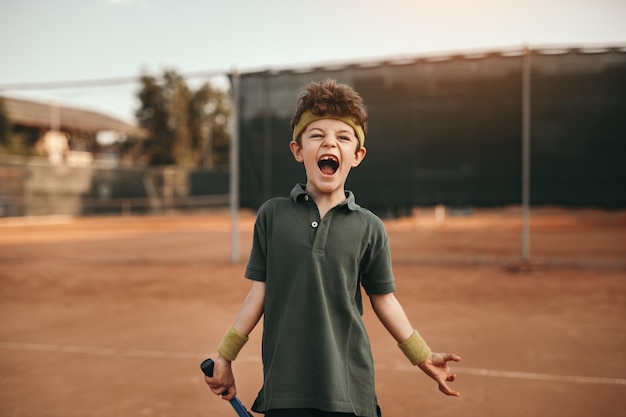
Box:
<box><xmin>245</xmin><ymin>205</ymin><xmax>269</xmax><ymax>282</ymax></box>
<box><xmin>360</xmin><ymin>218</ymin><xmax>396</xmax><ymax>295</ymax></box>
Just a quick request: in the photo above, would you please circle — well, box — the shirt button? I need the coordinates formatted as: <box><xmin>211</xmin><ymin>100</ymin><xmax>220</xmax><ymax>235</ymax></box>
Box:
<box><xmin>304</xmin><ymin>195</ymin><xmax>309</xmax><ymax>201</ymax></box>
<box><xmin>311</xmin><ymin>221</ymin><xmax>318</xmax><ymax>228</ymax></box>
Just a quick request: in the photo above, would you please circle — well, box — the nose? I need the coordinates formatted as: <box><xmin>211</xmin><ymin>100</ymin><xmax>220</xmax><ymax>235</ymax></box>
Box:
<box><xmin>322</xmin><ymin>134</ymin><xmax>338</xmax><ymax>147</ymax></box>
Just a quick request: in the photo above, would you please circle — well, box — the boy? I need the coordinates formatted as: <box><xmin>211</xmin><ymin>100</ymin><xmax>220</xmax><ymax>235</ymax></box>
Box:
<box><xmin>205</xmin><ymin>79</ymin><xmax>460</xmax><ymax>416</ymax></box>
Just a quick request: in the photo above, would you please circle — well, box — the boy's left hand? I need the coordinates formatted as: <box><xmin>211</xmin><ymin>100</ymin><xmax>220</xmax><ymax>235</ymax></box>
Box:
<box><xmin>418</xmin><ymin>352</ymin><xmax>462</xmax><ymax>396</ymax></box>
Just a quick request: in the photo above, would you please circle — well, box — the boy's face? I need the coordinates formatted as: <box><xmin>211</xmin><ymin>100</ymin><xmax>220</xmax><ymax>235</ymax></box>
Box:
<box><xmin>290</xmin><ymin>118</ymin><xmax>366</xmax><ymax>199</ymax></box>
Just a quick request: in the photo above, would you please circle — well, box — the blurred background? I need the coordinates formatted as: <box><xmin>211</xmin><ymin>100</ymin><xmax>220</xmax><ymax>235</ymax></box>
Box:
<box><xmin>1</xmin><ymin>3</ymin><xmax>626</xmax><ymax>417</ymax></box>
<box><xmin>1</xmin><ymin>0</ymin><xmax>625</xmax><ymax>219</ymax></box>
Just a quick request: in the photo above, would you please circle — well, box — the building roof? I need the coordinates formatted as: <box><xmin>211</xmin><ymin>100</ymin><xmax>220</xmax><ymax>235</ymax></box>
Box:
<box><xmin>1</xmin><ymin>96</ymin><xmax>146</xmax><ymax>138</ymax></box>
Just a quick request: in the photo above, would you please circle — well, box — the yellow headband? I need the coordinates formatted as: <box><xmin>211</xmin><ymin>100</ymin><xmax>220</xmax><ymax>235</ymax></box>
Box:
<box><xmin>292</xmin><ymin>110</ymin><xmax>365</xmax><ymax>146</ymax></box>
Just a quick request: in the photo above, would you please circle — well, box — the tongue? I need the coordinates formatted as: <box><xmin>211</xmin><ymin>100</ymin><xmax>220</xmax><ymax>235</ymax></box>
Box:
<box><xmin>320</xmin><ymin>165</ymin><xmax>336</xmax><ymax>175</ymax></box>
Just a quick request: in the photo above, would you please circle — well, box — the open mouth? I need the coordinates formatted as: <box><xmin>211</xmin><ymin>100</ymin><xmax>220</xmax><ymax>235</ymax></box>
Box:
<box><xmin>318</xmin><ymin>155</ymin><xmax>339</xmax><ymax>175</ymax></box>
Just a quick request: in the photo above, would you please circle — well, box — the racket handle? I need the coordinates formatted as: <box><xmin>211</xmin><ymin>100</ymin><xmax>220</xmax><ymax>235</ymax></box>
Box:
<box><xmin>200</xmin><ymin>358</ymin><xmax>254</xmax><ymax>417</ymax></box>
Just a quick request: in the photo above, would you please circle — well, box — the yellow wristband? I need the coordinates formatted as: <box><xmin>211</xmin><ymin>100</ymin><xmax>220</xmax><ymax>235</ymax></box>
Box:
<box><xmin>217</xmin><ymin>326</ymin><xmax>249</xmax><ymax>361</ymax></box>
<box><xmin>398</xmin><ymin>329</ymin><xmax>431</xmax><ymax>365</ymax></box>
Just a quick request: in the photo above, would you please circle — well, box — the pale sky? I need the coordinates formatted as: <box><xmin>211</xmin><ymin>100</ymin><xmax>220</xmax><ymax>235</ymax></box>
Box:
<box><xmin>1</xmin><ymin>0</ymin><xmax>625</xmax><ymax>123</ymax></box>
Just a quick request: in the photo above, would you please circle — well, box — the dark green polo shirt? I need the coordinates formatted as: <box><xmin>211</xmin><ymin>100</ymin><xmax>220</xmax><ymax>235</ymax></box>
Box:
<box><xmin>246</xmin><ymin>184</ymin><xmax>396</xmax><ymax>417</ymax></box>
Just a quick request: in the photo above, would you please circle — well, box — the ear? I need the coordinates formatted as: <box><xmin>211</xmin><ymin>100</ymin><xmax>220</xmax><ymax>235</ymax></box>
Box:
<box><xmin>290</xmin><ymin>140</ymin><xmax>304</xmax><ymax>163</ymax></box>
<box><xmin>351</xmin><ymin>146</ymin><xmax>367</xmax><ymax>167</ymax></box>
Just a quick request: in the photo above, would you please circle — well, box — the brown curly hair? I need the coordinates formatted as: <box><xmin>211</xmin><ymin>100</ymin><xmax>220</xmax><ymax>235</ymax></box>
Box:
<box><xmin>291</xmin><ymin>79</ymin><xmax>368</xmax><ymax>145</ymax></box>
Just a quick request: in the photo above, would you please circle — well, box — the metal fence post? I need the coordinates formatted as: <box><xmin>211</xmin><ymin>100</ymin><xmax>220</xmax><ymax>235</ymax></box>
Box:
<box><xmin>230</xmin><ymin>69</ymin><xmax>241</xmax><ymax>264</ymax></box>
<box><xmin>521</xmin><ymin>43</ymin><xmax>531</xmax><ymax>263</ymax></box>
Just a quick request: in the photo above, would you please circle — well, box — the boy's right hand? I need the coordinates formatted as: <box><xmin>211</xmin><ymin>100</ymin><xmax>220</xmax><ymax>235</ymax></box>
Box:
<box><xmin>204</xmin><ymin>356</ymin><xmax>237</xmax><ymax>400</ymax></box>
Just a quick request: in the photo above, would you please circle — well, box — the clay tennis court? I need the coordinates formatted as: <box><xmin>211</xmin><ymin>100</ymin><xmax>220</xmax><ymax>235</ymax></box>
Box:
<box><xmin>1</xmin><ymin>207</ymin><xmax>625</xmax><ymax>417</ymax></box>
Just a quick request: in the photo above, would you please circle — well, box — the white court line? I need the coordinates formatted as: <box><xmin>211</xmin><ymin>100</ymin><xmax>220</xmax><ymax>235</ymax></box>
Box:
<box><xmin>0</xmin><ymin>341</ymin><xmax>206</xmax><ymax>360</ymax></box>
<box><xmin>375</xmin><ymin>363</ymin><xmax>626</xmax><ymax>386</ymax></box>
<box><xmin>453</xmin><ymin>367</ymin><xmax>626</xmax><ymax>386</ymax></box>
<box><xmin>2</xmin><ymin>341</ymin><xmax>625</xmax><ymax>386</ymax></box>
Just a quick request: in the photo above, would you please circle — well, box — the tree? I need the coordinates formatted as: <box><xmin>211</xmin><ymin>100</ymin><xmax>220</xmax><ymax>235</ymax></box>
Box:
<box><xmin>189</xmin><ymin>83</ymin><xmax>230</xmax><ymax>169</ymax></box>
<box><xmin>135</xmin><ymin>69</ymin><xmax>230</xmax><ymax>169</ymax></box>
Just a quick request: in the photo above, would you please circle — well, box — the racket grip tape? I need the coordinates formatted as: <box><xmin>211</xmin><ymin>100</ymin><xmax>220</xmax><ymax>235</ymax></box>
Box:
<box><xmin>200</xmin><ymin>358</ymin><xmax>216</xmax><ymax>377</ymax></box>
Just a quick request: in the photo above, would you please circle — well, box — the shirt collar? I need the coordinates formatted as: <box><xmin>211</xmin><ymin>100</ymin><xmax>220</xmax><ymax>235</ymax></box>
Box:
<box><xmin>290</xmin><ymin>183</ymin><xmax>360</xmax><ymax>211</ymax></box>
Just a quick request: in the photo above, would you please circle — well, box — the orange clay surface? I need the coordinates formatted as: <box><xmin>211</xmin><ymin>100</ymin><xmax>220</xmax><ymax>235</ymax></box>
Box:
<box><xmin>0</xmin><ymin>207</ymin><xmax>625</xmax><ymax>417</ymax></box>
